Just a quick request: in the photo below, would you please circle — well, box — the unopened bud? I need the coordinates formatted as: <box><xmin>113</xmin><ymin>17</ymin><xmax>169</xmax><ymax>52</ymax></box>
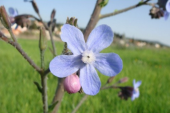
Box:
<box><xmin>74</xmin><ymin>19</ymin><xmax>77</xmax><ymax>27</ymax></box>
<box><xmin>107</xmin><ymin>76</ymin><xmax>115</xmax><ymax>84</ymax></box>
<box><xmin>0</xmin><ymin>6</ymin><xmax>11</xmax><ymax>29</ymax></box>
<box><xmin>66</xmin><ymin>17</ymin><xmax>78</xmax><ymax>27</ymax></box>
<box><xmin>149</xmin><ymin>6</ymin><xmax>164</xmax><ymax>19</ymax></box>
<box><xmin>118</xmin><ymin>77</ymin><xmax>128</xmax><ymax>83</ymax></box>
<box><xmin>39</xmin><ymin>27</ymin><xmax>47</xmax><ymax>51</ymax></box>
<box><xmin>64</xmin><ymin>74</ymin><xmax>81</xmax><ymax>94</ymax></box>
<box><xmin>51</xmin><ymin>9</ymin><xmax>56</xmax><ymax>21</ymax></box>
<box><xmin>118</xmin><ymin>87</ymin><xmax>133</xmax><ymax>100</ymax></box>
<box><xmin>31</xmin><ymin>0</ymin><xmax>39</xmax><ymax>14</ymax></box>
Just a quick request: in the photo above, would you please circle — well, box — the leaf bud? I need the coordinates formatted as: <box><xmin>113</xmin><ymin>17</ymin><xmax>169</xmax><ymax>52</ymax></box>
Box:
<box><xmin>39</xmin><ymin>27</ymin><xmax>47</xmax><ymax>51</ymax></box>
<box><xmin>0</xmin><ymin>6</ymin><xmax>11</xmax><ymax>29</ymax></box>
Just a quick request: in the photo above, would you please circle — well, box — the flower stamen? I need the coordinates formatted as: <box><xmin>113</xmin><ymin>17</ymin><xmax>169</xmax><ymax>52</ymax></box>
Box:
<box><xmin>82</xmin><ymin>51</ymin><xmax>96</xmax><ymax>64</ymax></box>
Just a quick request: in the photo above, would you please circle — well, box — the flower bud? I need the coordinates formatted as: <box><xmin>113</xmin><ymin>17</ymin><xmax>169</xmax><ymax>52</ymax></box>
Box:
<box><xmin>0</xmin><ymin>6</ymin><xmax>11</xmax><ymax>29</ymax></box>
<box><xmin>66</xmin><ymin>17</ymin><xmax>77</xmax><ymax>27</ymax></box>
<box><xmin>31</xmin><ymin>0</ymin><xmax>39</xmax><ymax>14</ymax></box>
<box><xmin>106</xmin><ymin>76</ymin><xmax>115</xmax><ymax>84</ymax></box>
<box><xmin>51</xmin><ymin>9</ymin><xmax>56</xmax><ymax>21</ymax></box>
<box><xmin>149</xmin><ymin>6</ymin><xmax>164</xmax><ymax>19</ymax></box>
<box><xmin>39</xmin><ymin>27</ymin><xmax>47</xmax><ymax>51</ymax></box>
<box><xmin>118</xmin><ymin>77</ymin><xmax>128</xmax><ymax>83</ymax></box>
<box><xmin>64</xmin><ymin>74</ymin><xmax>81</xmax><ymax>94</ymax></box>
<box><xmin>118</xmin><ymin>87</ymin><xmax>133</xmax><ymax>100</ymax></box>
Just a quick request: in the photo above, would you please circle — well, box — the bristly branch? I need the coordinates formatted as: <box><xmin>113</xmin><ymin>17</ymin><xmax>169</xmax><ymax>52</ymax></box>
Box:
<box><xmin>37</xmin><ymin>13</ymin><xmax>57</xmax><ymax>57</ymax></box>
<box><xmin>99</xmin><ymin>0</ymin><xmax>151</xmax><ymax>19</ymax></box>
<box><xmin>0</xmin><ymin>36</ymin><xmax>42</xmax><ymax>73</ymax></box>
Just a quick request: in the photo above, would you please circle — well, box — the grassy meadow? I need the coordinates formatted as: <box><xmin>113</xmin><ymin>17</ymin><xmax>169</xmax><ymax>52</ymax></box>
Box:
<box><xmin>0</xmin><ymin>39</ymin><xmax>170</xmax><ymax>113</ymax></box>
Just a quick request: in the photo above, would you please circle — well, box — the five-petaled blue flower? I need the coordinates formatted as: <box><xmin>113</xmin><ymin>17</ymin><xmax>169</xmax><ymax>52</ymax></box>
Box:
<box><xmin>50</xmin><ymin>24</ymin><xmax>123</xmax><ymax>95</ymax></box>
<box><xmin>132</xmin><ymin>79</ymin><xmax>142</xmax><ymax>101</ymax></box>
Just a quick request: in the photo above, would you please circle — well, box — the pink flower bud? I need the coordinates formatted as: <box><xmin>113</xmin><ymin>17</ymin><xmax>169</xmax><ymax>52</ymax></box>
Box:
<box><xmin>64</xmin><ymin>74</ymin><xmax>81</xmax><ymax>94</ymax></box>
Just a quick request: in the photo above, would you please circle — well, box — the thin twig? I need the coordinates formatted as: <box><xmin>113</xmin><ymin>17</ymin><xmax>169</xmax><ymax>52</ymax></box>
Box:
<box><xmin>0</xmin><ymin>36</ymin><xmax>42</xmax><ymax>73</ymax></box>
<box><xmin>99</xmin><ymin>0</ymin><xmax>151</xmax><ymax>19</ymax></box>
<box><xmin>8</xmin><ymin>28</ymin><xmax>17</xmax><ymax>42</ymax></box>
<box><xmin>38</xmin><ymin>13</ymin><xmax>57</xmax><ymax>57</ymax></box>
<box><xmin>71</xmin><ymin>95</ymin><xmax>89</xmax><ymax>113</ymax></box>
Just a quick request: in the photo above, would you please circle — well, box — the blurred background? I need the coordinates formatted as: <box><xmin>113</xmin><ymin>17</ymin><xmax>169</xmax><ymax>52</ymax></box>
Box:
<box><xmin>0</xmin><ymin>0</ymin><xmax>170</xmax><ymax>113</ymax></box>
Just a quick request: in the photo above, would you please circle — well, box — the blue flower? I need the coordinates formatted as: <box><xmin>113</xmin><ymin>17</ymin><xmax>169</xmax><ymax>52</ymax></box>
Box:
<box><xmin>131</xmin><ymin>79</ymin><xmax>142</xmax><ymax>101</ymax></box>
<box><xmin>50</xmin><ymin>24</ymin><xmax>123</xmax><ymax>95</ymax></box>
<box><xmin>8</xmin><ymin>7</ymin><xmax>18</xmax><ymax>17</ymax></box>
<box><xmin>8</xmin><ymin>7</ymin><xmax>19</xmax><ymax>28</ymax></box>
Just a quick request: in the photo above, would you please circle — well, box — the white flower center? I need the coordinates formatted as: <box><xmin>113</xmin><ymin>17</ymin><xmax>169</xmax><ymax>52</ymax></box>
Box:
<box><xmin>81</xmin><ymin>51</ymin><xmax>96</xmax><ymax>64</ymax></box>
<box><xmin>134</xmin><ymin>88</ymin><xmax>139</xmax><ymax>93</ymax></box>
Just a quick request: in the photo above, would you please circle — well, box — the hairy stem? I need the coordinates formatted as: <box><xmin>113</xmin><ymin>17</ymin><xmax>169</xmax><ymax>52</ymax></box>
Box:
<box><xmin>99</xmin><ymin>0</ymin><xmax>150</xmax><ymax>19</ymax></box>
<box><xmin>41</xmin><ymin>74</ymin><xmax>48</xmax><ymax>113</ymax></box>
<box><xmin>0</xmin><ymin>36</ymin><xmax>42</xmax><ymax>73</ymax></box>
<box><xmin>51</xmin><ymin>78</ymin><xmax>65</xmax><ymax>113</ymax></box>
<box><xmin>49</xmin><ymin>26</ymin><xmax>57</xmax><ymax>57</ymax></box>
<box><xmin>8</xmin><ymin>28</ymin><xmax>17</xmax><ymax>42</ymax></box>
<box><xmin>83</xmin><ymin>0</ymin><xmax>103</xmax><ymax>41</ymax></box>
<box><xmin>40</xmin><ymin>50</ymin><xmax>48</xmax><ymax>113</ymax></box>
<box><xmin>38</xmin><ymin>14</ymin><xmax>57</xmax><ymax>57</ymax></box>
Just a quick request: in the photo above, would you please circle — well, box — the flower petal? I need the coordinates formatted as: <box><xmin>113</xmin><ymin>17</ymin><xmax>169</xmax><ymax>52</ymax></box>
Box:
<box><xmin>80</xmin><ymin>64</ymin><xmax>101</xmax><ymax>95</ymax></box>
<box><xmin>86</xmin><ymin>25</ymin><xmax>114</xmax><ymax>53</ymax></box>
<box><xmin>166</xmin><ymin>0</ymin><xmax>170</xmax><ymax>13</ymax></box>
<box><xmin>94</xmin><ymin>53</ymin><xmax>123</xmax><ymax>77</ymax></box>
<box><xmin>131</xmin><ymin>91</ymin><xmax>140</xmax><ymax>101</ymax></box>
<box><xmin>50</xmin><ymin>55</ymin><xmax>84</xmax><ymax>78</ymax></box>
<box><xmin>61</xmin><ymin>24</ymin><xmax>86</xmax><ymax>55</ymax></box>
<box><xmin>133</xmin><ymin>80</ymin><xmax>142</xmax><ymax>89</ymax></box>
<box><xmin>164</xmin><ymin>11</ymin><xmax>169</xmax><ymax>20</ymax></box>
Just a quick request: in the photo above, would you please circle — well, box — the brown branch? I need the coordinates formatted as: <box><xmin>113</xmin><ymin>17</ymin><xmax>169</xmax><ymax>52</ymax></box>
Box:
<box><xmin>51</xmin><ymin>78</ymin><xmax>65</xmax><ymax>113</ymax></box>
<box><xmin>100</xmin><ymin>0</ymin><xmax>150</xmax><ymax>19</ymax></box>
<box><xmin>83</xmin><ymin>0</ymin><xmax>103</xmax><ymax>41</ymax></box>
<box><xmin>38</xmin><ymin>14</ymin><xmax>57</xmax><ymax>57</ymax></box>
<box><xmin>0</xmin><ymin>37</ymin><xmax>42</xmax><ymax>73</ymax></box>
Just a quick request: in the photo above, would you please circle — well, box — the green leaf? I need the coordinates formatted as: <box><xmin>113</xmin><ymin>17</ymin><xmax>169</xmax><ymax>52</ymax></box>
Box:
<box><xmin>99</xmin><ymin>0</ymin><xmax>109</xmax><ymax>8</ymax></box>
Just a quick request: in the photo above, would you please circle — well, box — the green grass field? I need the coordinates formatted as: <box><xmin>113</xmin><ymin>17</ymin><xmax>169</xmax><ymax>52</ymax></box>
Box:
<box><xmin>0</xmin><ymin>39</ymin><xmax>170</xmax><ymax>113</ymax></box>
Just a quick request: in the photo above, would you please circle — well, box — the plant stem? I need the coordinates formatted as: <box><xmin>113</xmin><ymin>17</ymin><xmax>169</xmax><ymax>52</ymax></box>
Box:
<box><xmin>99</xmin><ymin>0</ymin><xmax>150</xmax><ymax>19</ymax></box>
<box><xmin>8</xmin><ymin>28</ymin><xmax>17</xmax><ymax>42</ymax></box>
<box><xmin>51</xmin><ymin>78</ymin><xmax>65</xmax><ymax>113</ymax></box>
<box><xmin>40</xmin><ymin>50</ymin><xmax>48</xmax><ymax>113</ymax></box>
<box><xmin>83</xmin><ymin>0</ymin><xmax>102</xmax><ymax>41</ymax></box>
<box><xmin>41</xmin><ymin>74</ymin><xmax>48</xmax><ymax>113</ymax></box>
<box><xmin>38</xmin><ymin>13</ymin><xmax>57</xmax><ymax>57</ymax></box>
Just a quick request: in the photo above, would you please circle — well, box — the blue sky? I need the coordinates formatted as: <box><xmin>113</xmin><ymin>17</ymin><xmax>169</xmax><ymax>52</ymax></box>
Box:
<box><xmin>1</xmin><ymin>0</ymin><xmax>170</xmax><ymax>46</ymax></box>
